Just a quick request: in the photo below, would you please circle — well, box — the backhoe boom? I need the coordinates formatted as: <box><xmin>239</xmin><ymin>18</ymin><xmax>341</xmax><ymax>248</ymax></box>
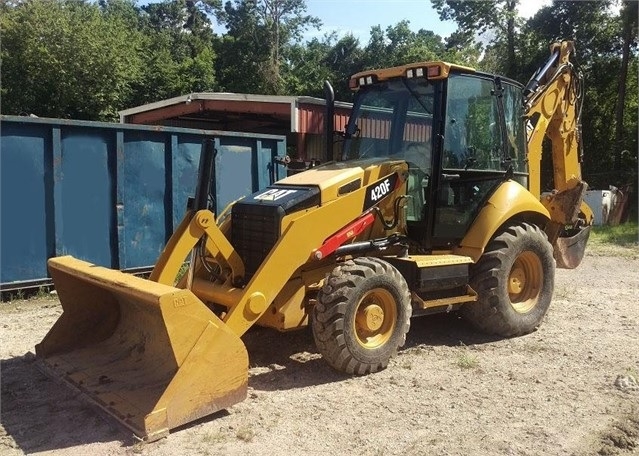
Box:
<box><xmin>524</xmin><ymin>41</ymin><xmax>593</xmax><ymax>266</ymax></box>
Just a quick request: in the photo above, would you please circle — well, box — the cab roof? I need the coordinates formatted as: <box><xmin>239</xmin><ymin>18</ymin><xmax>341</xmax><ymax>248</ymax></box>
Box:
<box><xmin>349</xmin><ymin>61</ymin><xmax>476</xmax><ymax>89</ymax></box>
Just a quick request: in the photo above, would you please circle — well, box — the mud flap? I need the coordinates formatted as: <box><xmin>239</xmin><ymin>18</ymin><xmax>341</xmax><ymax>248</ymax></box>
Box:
<box><xmin>554</xmin><ymin>225</ymin><xmax>591</xmax><ymax>269</ymax></box>
<box><xmin>36</xmin><ymin>256</ymin><xmax>248</xmax><ymax>441</ymax></box>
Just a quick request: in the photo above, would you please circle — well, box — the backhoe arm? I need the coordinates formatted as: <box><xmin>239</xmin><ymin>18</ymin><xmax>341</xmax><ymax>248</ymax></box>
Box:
<box><xmin>524</xmin><ymin>41</ymin><xmax>593</xmax><ymax>267</ymax></box>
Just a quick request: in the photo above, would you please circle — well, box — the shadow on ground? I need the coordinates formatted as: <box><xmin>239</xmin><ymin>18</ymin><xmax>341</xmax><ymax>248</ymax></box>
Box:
<box><xmin>405</xmin><ymin>311</ymin><xmax>503</xmax><ymax>348</ymax></box>
<box><xmin>1</xmin><ymin>311</ymin><xmax>501</xmax><ymax>451</ymax></box>
<box><xmin>0</xmin><ymin>353</ymin><xmax>134</xmax><ymax>453</ymax></box>
<box><xmin>242</xmin><ymin>311</ymin><xmax>502</xmax><ymax>392</ymax></box>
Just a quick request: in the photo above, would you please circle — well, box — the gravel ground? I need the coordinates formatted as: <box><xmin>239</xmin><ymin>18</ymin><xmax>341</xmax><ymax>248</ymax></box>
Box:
<box><xmin>1</xmin><ymin>247</ymin><xmax>638</xmax><ymax>456</ymax></box>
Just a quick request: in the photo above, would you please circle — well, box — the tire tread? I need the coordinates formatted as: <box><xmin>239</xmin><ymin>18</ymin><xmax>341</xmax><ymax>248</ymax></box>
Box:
<box><xmin>312</xmin><ymin>257</ymin><xmax>411</xmax><ymax>375</ymax></box>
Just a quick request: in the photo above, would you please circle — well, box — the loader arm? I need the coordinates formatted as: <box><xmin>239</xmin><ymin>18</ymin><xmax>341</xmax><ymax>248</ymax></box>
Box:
<box><xmin>191</xmin><ymin>167</ymin><xmax>408</xmax><ymax>337</ymax></box>
<box><xmin>149</xmin><ymin>208</ymin><xmax>244</xmax><ymax>286</ymax></box>
<box><xmin>524</xmin><ymin>41</ymin><xmax>593</xmax><ymax>267</ymax></box>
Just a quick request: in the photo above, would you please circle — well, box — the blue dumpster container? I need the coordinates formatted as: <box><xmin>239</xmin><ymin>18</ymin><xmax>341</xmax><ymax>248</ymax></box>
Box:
<box><xmin>0</xmin><ymin>115</ymin><xmax>286</xmax><ymax>290</ymax></box>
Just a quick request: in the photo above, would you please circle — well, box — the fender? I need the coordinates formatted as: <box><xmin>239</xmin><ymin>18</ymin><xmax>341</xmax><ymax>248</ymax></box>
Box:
<box><xmin>454</xmin><ymin>180</ymin><xmax>550</xmax><ymax>262</ymax></box>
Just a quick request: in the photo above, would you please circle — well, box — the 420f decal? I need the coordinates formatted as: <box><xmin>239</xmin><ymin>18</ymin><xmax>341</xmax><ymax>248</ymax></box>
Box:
<box><xmin>363</xmin><ymin>172</ymin><xmax>399</xmax><ymax>211</ymax></box>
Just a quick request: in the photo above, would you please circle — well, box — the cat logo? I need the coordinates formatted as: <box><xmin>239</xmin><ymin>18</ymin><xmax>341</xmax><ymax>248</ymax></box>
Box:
<box><xmin>254</xmin><ymin>188</ymin><xmax>298</xmax><ymax>201</ymax></box>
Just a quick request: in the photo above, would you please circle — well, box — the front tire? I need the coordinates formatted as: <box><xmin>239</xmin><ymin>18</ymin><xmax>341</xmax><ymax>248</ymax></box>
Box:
<box><xmin>463</xmin><ymin>223</ymin><xmax>555</xmax><ymax>336</ymax></box>
<box><xmin>312</xmin><ymin>257</ymin><xmax>412</xmax><ymax>375</ymax></box>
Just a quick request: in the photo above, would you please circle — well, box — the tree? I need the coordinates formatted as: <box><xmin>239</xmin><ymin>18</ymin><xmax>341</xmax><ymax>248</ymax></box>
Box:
<box><xmin>215</xmin><ymin>0</ymin><xmax>321</xmax><ymax>94</ymax></box>
<box><xmin>614</xmin><ymin>0</ymin><xmax>638</xmax><ymax>158</ymax></box>
<box><xmin>431</xmin><ymin>0</ymin><xmax>520</xmax><ymax>77</ymax></box>
<box><xmin>98</xmin><ymin>0</ymin><xmax>143</xmax><ymax>28</ymax></box>
<box><xmin>283</xmin><ymin>35</ymin><xmax>335</xmax><ymax>97</ymax></box>
<box><xmin>0</xmin><ymin>0</ymin><xmax>145</xmax><ymax>120</ymax></box>
<box><xmin>283</xmin><ymin>19</ymin><xmax>480</xmax><ymax>102</ymax></box>
<box><xmin>443</xmin><ymin>30</ymin><xmax>483</xmax><ymax>68</ymax></box>
<box><xmin>133</xmin><ymin>0</ymin><xmax>218</xmax><ymax>105</ymax></box>
<box><xmin>361</xmin><ymin>21</ymin><xmax>447</xmax><ymax>70</ymax></box>
<box><xmin>323</xmin><ymin>34</ymin><xmax>364</xmax><ymax>101</ymax></box>
<box><xmin>213</xmin><ymin>0</ymin><xmax>272</xmax><ymax>94</ymax></box>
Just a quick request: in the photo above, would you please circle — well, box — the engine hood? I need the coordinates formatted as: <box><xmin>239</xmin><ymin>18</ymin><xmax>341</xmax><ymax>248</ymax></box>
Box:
<box><xmin>278</xmin><ymin>157</ymin><xmax>402</xmax><ymax>204</ymax></box>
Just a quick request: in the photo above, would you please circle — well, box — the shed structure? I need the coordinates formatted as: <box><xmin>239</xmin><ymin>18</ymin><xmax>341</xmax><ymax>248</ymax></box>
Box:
<box><xmin>120</xmin><ymin>93</ymin><xmax>353</xmax><ymax>162</ymax></box>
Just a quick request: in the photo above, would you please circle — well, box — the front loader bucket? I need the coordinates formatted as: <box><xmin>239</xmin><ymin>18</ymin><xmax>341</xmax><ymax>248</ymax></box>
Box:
<box><xmin>36</xmin><ymin>256</ymin><xmax>248</xmax><ymax>441</ymax></box>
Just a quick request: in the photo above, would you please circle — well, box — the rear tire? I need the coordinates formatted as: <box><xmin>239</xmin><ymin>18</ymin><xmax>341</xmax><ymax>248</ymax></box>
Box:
<box><xmin>463</xmin><ymin>223</ymin><xmax>555</xmax><ymax>336</ymax></box>
<box><xmin>312</xmin><ymin>257</ymin><xmax>411</xmax><ymax>375</ymax></box>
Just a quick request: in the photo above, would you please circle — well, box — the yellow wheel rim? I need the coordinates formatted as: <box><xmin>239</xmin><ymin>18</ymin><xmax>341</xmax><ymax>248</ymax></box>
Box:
<box><xmin>354</xmin><ymin>288</ymin><xmax>397</xmax><ymax>349</ymax></box>
<box><xmin>508</xmin><ymin>251</ymin><xmax>543</xmax><ymax>313</ymax></box>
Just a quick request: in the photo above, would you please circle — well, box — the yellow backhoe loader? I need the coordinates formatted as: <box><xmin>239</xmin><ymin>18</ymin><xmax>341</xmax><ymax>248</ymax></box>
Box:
<box><xmin>36</xmin><ymin>41</ymin><xmax>592</xmax><ymax>441</ymax></box>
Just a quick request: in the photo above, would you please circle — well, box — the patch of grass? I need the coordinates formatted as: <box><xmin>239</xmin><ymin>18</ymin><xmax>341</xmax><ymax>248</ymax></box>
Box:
<box><xmin>33</xmin><ymin>286</ymin><xmax>50</xmax><ymax>300</ymax></box>
<box><xmin>554</xmin><ymin>284</ymin><xmax>571</xmax><ymax>300</ymax></box>
<box><xmin>202</xmin><ymin>430</ymin><xmax>228</xmax><ymax>444</ymax></box>
<box><xmin>130</xmin><ymin>441</ymin><xmax>145</xmax><ymax>454</ymax></box>
<box><xmin>236</xmin><ymin>424</ymin><xmax>255</xmax><ymax>442</ymax></box>
<box><xmin>2</xmin><ymin>289</ymin><xmax>25</xmax><ymax>302</ymax></box>
<box><xmin>590</xmin><ymin>222</ymin><xmax>638</xmax><ymax>246</ymax></box>
<box><xmin>456</xmin><ymin>351</ymin><xmax>479</xmax><ymax>369</ymax></box>
<box><xmin>625</xmin><ymin>366</ymin><xmax>639</xmax><ymax>380</ymax></box>
<box><xmin>2</xmin><ymin>285</ymin><xmax>56</xmax><ymax>303</ymax></box>
<box><xmin>588</xmin><ymin>222</ymin><xmax>639</xmax><ymax>258</ymax></box>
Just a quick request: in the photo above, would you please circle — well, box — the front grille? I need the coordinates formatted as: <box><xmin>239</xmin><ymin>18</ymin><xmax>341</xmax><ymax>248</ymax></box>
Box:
<box><xmin>231</xmin><ymin>203</ymin><xmax>282</xmax><ymax>278</ymax></box>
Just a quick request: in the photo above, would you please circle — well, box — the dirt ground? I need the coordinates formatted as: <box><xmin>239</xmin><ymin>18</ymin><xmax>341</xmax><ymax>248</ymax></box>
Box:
<box><xmin>1</xmin><ymin>247</ymin><xmax>638</xmax><ymax>456</ymax></box>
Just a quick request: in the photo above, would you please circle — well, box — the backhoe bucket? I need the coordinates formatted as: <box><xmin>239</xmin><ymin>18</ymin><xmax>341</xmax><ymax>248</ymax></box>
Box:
<box><xmin>36</xmin><ymin>256</ymin><xmax>248</xmax><ymax>441</ymax></box>
<box><xmin>554</xmin><ymin>225</ymin><xmax>591</xmax><ymax>269</ymax></box>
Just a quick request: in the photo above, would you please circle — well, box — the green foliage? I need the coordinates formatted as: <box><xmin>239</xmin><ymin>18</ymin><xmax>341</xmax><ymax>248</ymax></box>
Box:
<box><xmin>432</xmin><ymin>0</ymin><xmax>499</xmax><ymax>35</ymax></box>
<box><xmin>588</xmin><ymin>222</ymin><xmax>639</xmax><ymax>259</ymax></box>
<box><xmin>362</xmin><ymin>21</ymin><xmax>447</xmax><ymax>69</ymax></box>
<box><xmin>214</xmin><ymin>0</ymin><xmax>321</xmax><ymax>94</ymax></box>
<box><xmin>520</xmin><ymin>1</ymin><xmax>638</xmax><ymax>191</ymax></box>
<box><xmin>442</xmin><ymin>30</ymin><xmax>483</xmax><ymax>68</ymax></box>
<box><xmin>284</xmin><ymin>35</ymin><xmax>336</xmax><ymax>97</ymax></box>
<box><xmin>0</xmin><ymin>0</ymin><xmax>218</xmax><ymax>119</ymax></box>
<box><xmin>456</xmin><ymin>350</ymin><xmax>479</xmax><ymax>369</ymax></box>
<box><xmin>431</xmin><ymin>0</ymin><xmax>520</xmax><ymax>76</ymax></box>
<box><xmin>133</xmin><ymin>0</ymin><xmax>218</xmax><ymax>104</ymax></box>
<box><xmin>0</xmin><ymin>0</ymin><xmax>145</xmax><ymax>120</ymax></box>
<box><xmin>590</xmin><ymin>222</ymin><xmax>639</xmax><ymax>247</ymax></box>
<box><xmin>465</xmin><ymin>92</ymin><xmax>495</xmax><ymax>167</ymax></box>
<box><xmin>323</xmin><ymin>33</ymin><xmax>364</xmax><ymax>101</ymax></box>
<box><xmin>0</xmin><ymin>0</ymin><xmax>635</xmax><ymax>197</ymax></box>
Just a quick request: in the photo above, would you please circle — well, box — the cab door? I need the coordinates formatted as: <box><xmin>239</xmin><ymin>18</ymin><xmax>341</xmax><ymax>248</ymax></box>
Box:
<box><xmin>428</xmin><ymin>73</ymin><xmax>527</xmax><ymax>249</ymax></box>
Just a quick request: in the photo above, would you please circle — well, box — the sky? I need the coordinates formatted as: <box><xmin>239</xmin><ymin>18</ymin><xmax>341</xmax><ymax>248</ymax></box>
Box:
<box><xmin>302</xmin><ymin>0</ymin><xmax>553</xmax><ymax>44</ymax></box>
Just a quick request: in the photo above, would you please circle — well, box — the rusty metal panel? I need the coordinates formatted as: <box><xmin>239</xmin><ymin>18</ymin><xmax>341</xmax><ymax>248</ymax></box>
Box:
<box><xmin>0</xmin><ymin>115</ymin><xmax>285</xmax><ymax>289</ymax></box>
<box><xmin>298</xmin><ymin>104</ymin><xmax>351</xmax><ymax>160</ymax></box>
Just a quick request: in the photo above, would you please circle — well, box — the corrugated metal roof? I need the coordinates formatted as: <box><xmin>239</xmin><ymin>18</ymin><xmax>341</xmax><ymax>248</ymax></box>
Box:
<box><xmin>121</xmin><ymin>93</ymin><xmax>296</xmax><ymax>119</ymax></box>
<box><xmin>120</xmin><ymin>92</ymin><xmax>354</xmax><ymax>160</ymax></box>
<box><xmin>119</xmin><ymin>92</ymin><xmax>352</xmax><ymax>134</ymax></box>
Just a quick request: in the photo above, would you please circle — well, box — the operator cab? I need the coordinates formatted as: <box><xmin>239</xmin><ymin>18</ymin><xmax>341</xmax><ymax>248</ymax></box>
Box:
<box><xmin>341</xmin><ymin>63</ymin><xmax>529</xmax><ymax>250</ymax></box>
